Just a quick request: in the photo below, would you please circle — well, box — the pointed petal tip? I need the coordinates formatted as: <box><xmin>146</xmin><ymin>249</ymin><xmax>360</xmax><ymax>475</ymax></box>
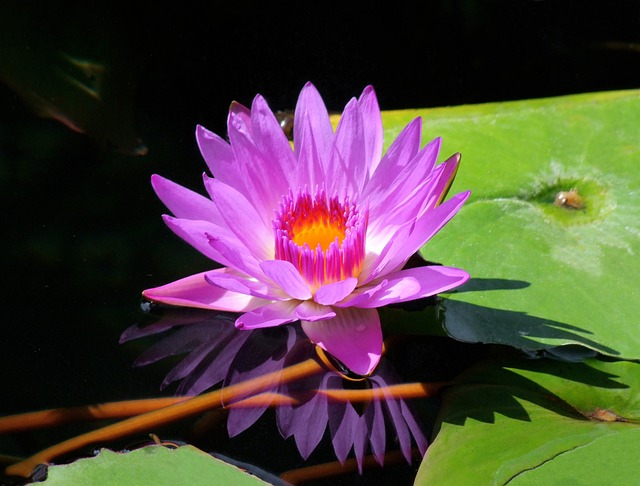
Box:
<box><xmin>150</xmin><ymin>173</ymin><xmax>171</xmax><ymax>189</ymax></box>
<box><xmin>229</xmin><ymin>100</ymin><xmax>250</xmax><ymax>116</ymax></box>
<box><xmin>361</xmin><ymin>84</ymin><xmax>375</xmax><ymax>95</ymax></box>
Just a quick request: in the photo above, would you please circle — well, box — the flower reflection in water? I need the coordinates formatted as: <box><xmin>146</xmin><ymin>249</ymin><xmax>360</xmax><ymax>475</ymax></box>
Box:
<box><xmin>121</xmin><ymin>304</ymin><xmax>430</xmax><ymax>472</ymax></box>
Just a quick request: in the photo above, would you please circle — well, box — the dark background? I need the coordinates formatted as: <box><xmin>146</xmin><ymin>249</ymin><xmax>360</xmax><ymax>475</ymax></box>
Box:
<box><xmin>1</xmin><ymin>0</ymin><xmax>639</xmax><ymax>481</ymax></box>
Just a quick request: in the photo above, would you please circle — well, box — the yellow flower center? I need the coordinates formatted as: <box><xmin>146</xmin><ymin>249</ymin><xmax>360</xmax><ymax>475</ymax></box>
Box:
<box><xmin>273</xmin><ymin>188</ymin><xmax>367</xmax><ymax>288</ymax></box>
<box><xmin>291</xmin><ymin>214</ymin><xmax>346</xmax><ymax>251</ymax></box>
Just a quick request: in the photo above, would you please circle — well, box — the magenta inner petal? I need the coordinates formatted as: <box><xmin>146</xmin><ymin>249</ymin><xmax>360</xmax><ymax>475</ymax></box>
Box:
<box><xmin>294</xmin><ymin>300</ymin><xmax>336</xmax><ymax>322</ymax></box>
<box><xmin>260</xmin><ymin>259</ymin><xmax>312</xmax><ymax>300</ymax></box>
<box><xmin>314</xmin><ymin>277</ymin><xmax>359</xmax><ymax>305</ymax></box>
<box><xmin>301</xmin><ymin>307</ymin><xmax>382</xmax><ymax>376</ymax></box>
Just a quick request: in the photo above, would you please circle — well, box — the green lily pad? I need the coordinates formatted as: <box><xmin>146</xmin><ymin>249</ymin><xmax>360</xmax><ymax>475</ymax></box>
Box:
<box><xmin>384</xmin><ymin>90</ymin><xmax>640</xmax><ymax>359</ymax></box>
<box><xmin>415</xmin><ymin>357</ymin><xmax>640</xmax><ymax>485</ymax></box>
<box><xmin>41</xmin><ymin>445</ymin><xmax>271</xmax><ymax>485</ymax></box>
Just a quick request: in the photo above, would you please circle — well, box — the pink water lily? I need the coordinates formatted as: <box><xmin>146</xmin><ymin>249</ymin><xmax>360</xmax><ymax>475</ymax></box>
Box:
<box><xmin>143</xmin><ymin>82</ymin><xmax>470</xmax><ymax>376</ymax></box>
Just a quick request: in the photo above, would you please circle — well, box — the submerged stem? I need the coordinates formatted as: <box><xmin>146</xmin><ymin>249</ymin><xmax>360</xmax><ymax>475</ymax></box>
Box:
<box><xmin>5</xmin><ymin>358</ymin><xmax>324</xmax><ymax>478</ymax></box>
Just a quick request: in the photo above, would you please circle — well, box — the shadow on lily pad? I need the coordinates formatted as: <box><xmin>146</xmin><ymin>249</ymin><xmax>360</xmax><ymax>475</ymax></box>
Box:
<box><xmin>438</xmin><ymin>356</ymin><xmax>630</xmax><ymax>427</ymax></box>
<box><xmin>441</xmin><ymin>298</ymin><xmax>619</xmax><ymax>356</ymax></box>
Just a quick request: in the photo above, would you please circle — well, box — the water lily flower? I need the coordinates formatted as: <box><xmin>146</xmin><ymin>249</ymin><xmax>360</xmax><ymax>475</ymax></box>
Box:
<box><xmin>143</xmin><ymin>82</ymin><xmax>470</xmax><ymax>376</ymax></box>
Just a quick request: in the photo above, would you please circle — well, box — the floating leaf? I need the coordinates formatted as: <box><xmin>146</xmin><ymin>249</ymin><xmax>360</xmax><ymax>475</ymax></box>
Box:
<box><xmin>415</xmin><ymin>357</ymin><xmax>640</xmax><ymax>484</ymax></box>
<box><xmin>41</xmin><ymin>445</ymin><xmax>272</xmax><ymax>485</ymax></box>
<box><xmin>381</xmin><ymin>90</ymin><xmax>640</xmax><ymax>358</ymax></box>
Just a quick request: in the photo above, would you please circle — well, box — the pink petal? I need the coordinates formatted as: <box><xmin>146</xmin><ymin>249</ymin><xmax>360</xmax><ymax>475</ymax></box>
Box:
<box><xmin>363</xmin><ymin>190</ymin><xmax>470</xmax><ymax>282</ymax></box>
<box><xmin>294</xmin><ymin>114</ymin><xmax>326</xmax><ymax>190</ymax></box>
<box><xmin>338</xmin><ymin>265</ymin><xmax>469</xmax><ymax>309</ymax></box>
<box><xmin>384</xmin><ymin>191</ymin><xmax>470</xmax><ymax>273</ymax></box>
<box><xmin>365</xmin><ymin>136</ymin><xmax>441</xmax><ymax>230</ymax></box>
<box><xmin>294</xmin><ymin>82</ymin><xmax>334</xmax><ymax>187</ymax></box>
<box><xmin>314</xmin><ymin>278</ymin><xmax>358</xmax><ymax>305</ymax></box>
<box><xmin>368</xmin><ymin>116</ymin><xmax>422</xmax><ymax>186</ymax></box>
<box><xmin>250</xmin><ymin>94</ymin><xmax>297</xmax><ymax>187</ymax></box>
<box><xmin>142</xmin><ymin>271</ymin><xmax>267</xmax><ymax>312</ymax></box>
<box><xmin>301</xmin><ymin>307</ymin><xmax>382</xmax><ymax>376</ymax></box>
<box><xmin>202</xmin><ymin>176</ymin><xmax>273</xmax><ymax>260</ymax></box>
<box><xmin>163</xmin><ymin>215</ymin><xmax>236</xmax><ymax>268</ymax></box>
<box><xmin>426</xmin><ymin>153</ymin><xmax>461</xmax><ymax>211</ymax></box>
<box><xmin>333</xmin><ymin>279</ymin><xmax>388</xmax><ymax>309</ymax></box>
<box><xmin>151</xmin><ymin>174</ymin><xmax>223</xmax><ymax>223</ymax></box>
<box><xmin>227</xmin><ymin>109</ymin><xmax>289</xmax><ymax>222</ymax></box>
<box><xmin>294</xmin><ymin>300</ymin><xmax>336</xmax><ymax>321</ymax></box>
<box><xmin>333</xmin><ymin>96</ymin><xmax>365</xmax><ymax>194</ymax></box>
<box><xmin>260</xmin><ymin>260</ymin><xmax>312</xmax><ymax>300</ymax></box>
<box><xmin>357</xmin><ymin>85</ymin><xmax>383</xmax><ymax>176</ymax></box>
<box><xmin>206</xmin><ymin>234</ymin><xmax>264</xmax><ymax>279</ymax></box>
<box><xmin>366</xmin><ymin>169</ymin><xmax>443</xmax><ymax>251</ymax></box>
<box><xmin>236</xmin><ymin>300</ymin><xmax>299</xmax><ymax>330</ymax></box>
<box><xmin>229</xmin><ymin>101</ymin><xmax>252</xmax><ymax>131</ymax></box>
<box><xmin>195</xmin><ymin>125</ymin><xmax>245</xmax><ymax>192</ymax></box>
<box><xmin>204</xmin><ymin>267</ymin><xmax>286</xmax><ymax>301</ymax></box>
<box><xmin>294</xmin><ymin>82</ymin><xmax>334</xmax><ymax>159</ymax></box>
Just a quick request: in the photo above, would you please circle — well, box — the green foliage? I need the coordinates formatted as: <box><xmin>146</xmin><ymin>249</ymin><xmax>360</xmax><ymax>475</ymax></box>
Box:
<box><xmin>406</xmin><ymin>90</ymin><xmax>640</xmax><ymax>359</ymax></box>
<box><xmin>402</xmin><ymin>90</ymin><xmax>640</xmax><ymax>484</ymax></box>
<box><xmin>415</xmin><ymin>358</ymin><xmax>640</xmax><ymax>484</ymax></box>
<box><xmin>41</xmin><ymin>445</ymin><xmax>270</xmax><ymax>485</ymax></box>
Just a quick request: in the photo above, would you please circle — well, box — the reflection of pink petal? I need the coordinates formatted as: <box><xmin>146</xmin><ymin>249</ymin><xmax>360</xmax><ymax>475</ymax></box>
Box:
<box><xmin>124</xmin><ymin>308</ymin><xmax>431</xmax><ymax>469</ymax></box>
<box><xmin>301</xmin><ymin>307</ymin><xmax>382</xmax><ymax>376</ymax></box>
<box><xmin>330</xmin><ymin>402</ymin><xmax>358</xmax><ymax>463</ymax></box>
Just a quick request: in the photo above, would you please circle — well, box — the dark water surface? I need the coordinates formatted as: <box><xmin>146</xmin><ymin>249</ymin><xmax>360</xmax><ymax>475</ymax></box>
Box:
<box><xmin>1</xmin><ymin>1</ymin><xmax>639</xmax><ymax>484</ymax></box>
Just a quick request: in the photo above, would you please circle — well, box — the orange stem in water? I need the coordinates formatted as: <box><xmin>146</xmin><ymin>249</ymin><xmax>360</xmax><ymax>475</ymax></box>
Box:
<box><xmin>318</xmin><ymin>381</ymin><xmax>446</xmax><ymax>402</ymax></box>
<box><xmin>280</xmin><ymin>448</ymin><xmax>422</xmax><ymax>484</ymax></box>
<box><xmin>5</xmin><ymin>358</ymin><xmax>323</xmax><ymax>478</ymax></box>
<box><xmin>0</xmin><ymin>397</ymin><xmax>192</xmax><ymax>434</ymax></box>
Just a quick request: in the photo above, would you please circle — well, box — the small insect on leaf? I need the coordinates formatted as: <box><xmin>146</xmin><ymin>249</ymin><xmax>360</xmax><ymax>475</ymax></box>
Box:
<box><xmin>586</xmin><ymin>407</ymin><xmax>627</xmax><ymax>422</ymax></box>
<box><xmin>554</xmin><ymin>188</ymin><xmax>585</xmax><ymax>209</ymax></box>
